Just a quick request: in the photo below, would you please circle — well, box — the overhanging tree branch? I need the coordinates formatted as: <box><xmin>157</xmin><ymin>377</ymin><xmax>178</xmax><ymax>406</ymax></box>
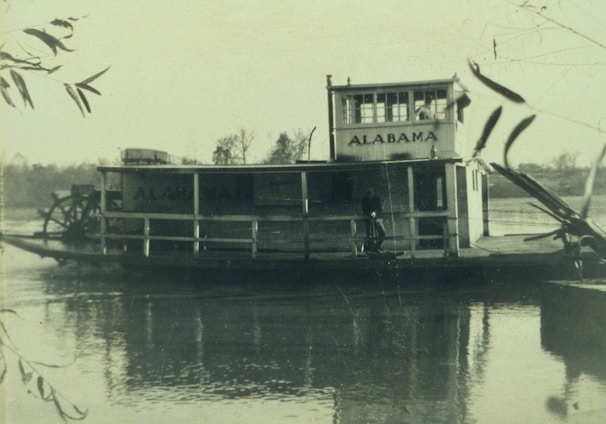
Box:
<box><xmin>0</xmin><ymin>14</ymin><xmax>108</xmax><ymax>116</ymax></box>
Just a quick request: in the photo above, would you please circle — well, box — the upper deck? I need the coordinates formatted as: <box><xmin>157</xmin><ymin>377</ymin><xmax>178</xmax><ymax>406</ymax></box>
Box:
<box><xmin>327</xmin><ymin>76</ymin><xmax>470</xmax><ymax>162</ymax></box>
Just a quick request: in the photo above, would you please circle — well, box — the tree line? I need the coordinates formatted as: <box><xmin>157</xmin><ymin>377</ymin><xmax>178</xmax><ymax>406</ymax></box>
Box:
<box><xmin>3</xmin><ymin>158</ymin><xmax>603</xmax><ymax>211</ymax></box>
<box><xmin>2</xmin><ymin>161</ymin><xmax>100</xmax><ymax>208</ymax></box>
<box><xmin>209</xmin><ymin>128</ymin><xmax>311</xmax><ymax>165</ymax></box>
<box><xmin>1</xmin><ymin>128</ymin><xmax>312</xmax><ymax>209</ymax></box>
<box><xmin>490</xmin><ymin>160</ymin><xmax>606</xmax><ymax>198</ymax></box>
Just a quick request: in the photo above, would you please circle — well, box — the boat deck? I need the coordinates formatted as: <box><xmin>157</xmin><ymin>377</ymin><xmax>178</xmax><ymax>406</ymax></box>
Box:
<box><xmin>3</xmin><ymin>232</ymin><xmax>602</xmax><ymax>278</ymax></box>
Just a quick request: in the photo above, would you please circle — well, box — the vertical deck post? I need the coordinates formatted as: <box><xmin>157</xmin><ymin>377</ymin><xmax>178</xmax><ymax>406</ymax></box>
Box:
<box><xmin>193</xmin><ymin>173</ymin><xmax>200</xmax><ymax>256</ymax></box>
<box><xmin>482</xmin><ymin>173</ymin><xmax>490</xmax><ymax>237</ymax></box>
<box><xmin>326</xmin><ymin>75</ymin><xmax>336</xmax><ymax>161</ymax></box>
<box><xmin>350</xmin><ymin>219</ymin><xmax>358</xmax><ymax>257</ymax></box>
<box><xmin>445</xmin><ymin>162</ymin><xmax>460</xmax><ymax>256</ymax></box>
<box><xmin>301</xmin><ymin>171</ymin><xmax>310</xmax><ymax>259</ymax></box>
<box><xmin>100</xmin><ymin>171</ymin><xmax>107</xmax><ymax>254</ymax></box>
<box><xmin>407</xmin><ymin>166</ymin><xmax>416</xmax><ymax>258</ymax></box>
<box><xmin>251</xmin><ymin>220</ymin><xmax>258</xmax><ymax>258</ymax></box>
<box><xmin>143</xmin><ymin>217</ymin><xmax>150</xmax><ymax>257</ymax></box>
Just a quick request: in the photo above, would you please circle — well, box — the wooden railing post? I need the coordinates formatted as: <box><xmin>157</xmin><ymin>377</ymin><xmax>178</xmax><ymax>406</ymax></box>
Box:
<box><xmin>443</xmin><ymin>221</ymin><xmax>449</xmax><ymax>257</ymax></box>
<box><xmin>99</xmin><ymin>210</ymin><xmax>453</xmax><ymax>259</ymax></box>
<box><xmin>301</xmin><ymin>171</ymin><xmax>310</xmax><ymax>259</ymax></box>
<box><xmin>143</xmin><ymin>218</ymin><xmax>150</xmax><ymax>257</ymax></box>
<box><xmin>445</xmin><ymin>163</ymin><xmax>460</xmax><ymax>256</ymax></box>
<box><xmin>350</xmin><ymin>219</ymin><xmax>358</xmax><ymax>257</ymax></box>
<box><xmin>193</xmin><ymin>220</ymin><xmax>200</xmax><ymax>256</ymax></box>
<box><xmin>193</xmin><ymin>173</ymin><xmax>200</xmax><ymax>255</ymax></box>
<box><xmin>251</xmin><ymin>219</ymin><xmax>258</xmax><ymax>258</ymax></box>
<box><xmin>100</xmin><ymin>171</ymin><xmax>107</xmax><ymax>254</ymax></box>
<box><xmin>407</xmin><ymin>166</ymin><xmax>416</xmax><ymax>259</ymax></box>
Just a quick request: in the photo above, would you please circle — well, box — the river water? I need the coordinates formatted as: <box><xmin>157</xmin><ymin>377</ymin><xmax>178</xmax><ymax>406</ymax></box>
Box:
<box><xmin>1</xmin><ymin>197</ymin><xmax>606</xmax><ymax>423</ymax></box>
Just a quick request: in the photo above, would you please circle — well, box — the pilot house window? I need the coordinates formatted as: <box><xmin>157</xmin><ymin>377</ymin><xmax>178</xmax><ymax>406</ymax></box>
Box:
<box><xmin>414</xmin><ymin>89</ymin><xmax>447</xmax><ymax>121</ymax></box>
<box><xmin>342</xmin><ymin>88</ymin><xmax>447</xmax><ymax>125</ymax></box>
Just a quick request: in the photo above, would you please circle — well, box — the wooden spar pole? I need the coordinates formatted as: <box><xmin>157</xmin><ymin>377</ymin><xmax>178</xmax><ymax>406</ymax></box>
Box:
<box><xmin>326</xmin><ymin>75</ymin><xmax>335</xmax><ymax>161</ymax></box>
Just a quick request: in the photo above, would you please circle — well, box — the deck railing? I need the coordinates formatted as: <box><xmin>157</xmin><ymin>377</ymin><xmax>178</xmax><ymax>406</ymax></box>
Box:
<box><xmin>98</xmin><ymin>210</ymin><xmax>453</xmax><ymax>259</ymax></box>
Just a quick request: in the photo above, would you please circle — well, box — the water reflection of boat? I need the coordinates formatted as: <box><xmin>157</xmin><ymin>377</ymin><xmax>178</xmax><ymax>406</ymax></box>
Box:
<box><xmin>540</xmin><ymin>281</ymin><xmax>606</xmax><ymax>418</ymax></box>
<box><xmin>2</xmin><ymin>75</ymin><xmax>604</xmax><ymax>277</ymax></box>
<box><xmin>51</xmin><ymin>280</ymin><xmax>483</xmax><ymax>423</ymax></box>
<box><xmin>541</xmin><ymin>281</ymin><xmax>606</xmax><ymax>380</ymax></box>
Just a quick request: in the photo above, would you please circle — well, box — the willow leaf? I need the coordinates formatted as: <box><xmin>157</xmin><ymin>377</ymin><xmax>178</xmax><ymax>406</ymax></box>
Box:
<box><xmin>65</xmin><ymin>84</ymin><xmax>85</xmax><ymax>117</ymax></box>
<box><xmin>79</xmin><ymin>66</ymin><xmax>110</xmax><ymax>86</ymax></box>
<box><xmin>0</xmin><ymin>319</ymin><xmax>16</xmax><ymax>345</ymax></box>
<box><xmin>0</xmin><ymin>77</ymin><xmax>16</xmax><ymax>108</ymax></box>
<box><xmin>23</xmin><ymin>28</ymin><xmax>74</xmax><ymax>55</ymax></box>
<box><xmin>0</xmin><ymin>51</ymin><xmax>41</xmax><ymax>66</ymax></box>
<box><xmin>18</xmin><ymin>359</ymin><xmax>33</xmax><ymax>384</ymax></box>
<box><xmin>504</xmin><ymin>115</ymin><xmax>536</xmax><ymax>168</ymax></box>
<box><xmin>10</xmin><ymin>69</ymin><xmax>34</xmax><ymax>108</ymax></box>
<box><xmin>73</xmin><ymin>404</ymin><xmax>89</xmax><ymax>418</ymax></box>
<box><xmin>52</xmin><ymin>393</ymin><xmax>88</xmax><ymax>420</ymax></box>
<box><xmin>50</xmin><ymin>19</ymin><xmax>73</xmax><ymax>31</ymax></box>
<box><xmin>0</xmin><ymin>355</ymin><xmax>7</xmax><ymax>384</ymax></box>
<box><xmin>77</xmin><ymin>87</ymin><xmax>91</xmax><ymax>113</ymax></box>
<box><xmin>75</xmin><ymin>83</ymin><xmax>101</xmax><ymax>96</ymax></box>
<box><xmin>17</xmin><ymin>63</ymin><xmax>62</xmax><ymax>74</ymax></box>
<box><xmin>47</xmin><ymin>65</ymin><xmax>63</xmax><ymax>74</ymax></box>
<box><xmin>37</xmin><ymin>376</ymin><xmax>46</xmax><ymax>399</ymax></box>
<box><xmin>473</xmin><ymin>106</ymin><xmax>502</xmax><ymax>157</ymax></box>
<box><xmin>51</xmin><ymin>389</ymin><xmax>67</xmax><ymax>420</ymax></box>
<box><xmin>468</xmin><ymin>59</ymin><xmax>525</xmax><ymax>103</ymax></box>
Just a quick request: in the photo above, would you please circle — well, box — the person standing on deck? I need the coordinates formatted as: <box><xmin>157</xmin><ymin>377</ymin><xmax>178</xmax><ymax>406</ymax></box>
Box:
<box><xmin>362</xmin><ymin>188</ymin><xmax>386</xmax><ymax>251</ymax></box>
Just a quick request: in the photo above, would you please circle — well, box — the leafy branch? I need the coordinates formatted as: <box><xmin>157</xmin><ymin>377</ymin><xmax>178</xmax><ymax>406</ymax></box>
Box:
<box><xmin>0</xmin><ymin>309</ymin><xmax>88</xmax><ymax>422</ymax></box>
<box><xmin>0</xmin><ymin>15</ymin><xmax>109</xmax><ymax>116</ymax></box>
<box><xmin>467</xmin><ymin>58</ymin><xmax>606</xmax><ymax>264</ymax></box>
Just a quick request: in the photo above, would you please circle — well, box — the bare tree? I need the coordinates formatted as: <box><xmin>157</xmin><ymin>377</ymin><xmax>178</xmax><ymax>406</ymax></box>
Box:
<box><xmin>212</xmin><ymin>129</ymin><xmax>254</xmax><ymax>165</ymax></box>
<box><xmin>237</xmin><ymin>129</ymin><xmax>254</xmax><ymax>165</ymax></box>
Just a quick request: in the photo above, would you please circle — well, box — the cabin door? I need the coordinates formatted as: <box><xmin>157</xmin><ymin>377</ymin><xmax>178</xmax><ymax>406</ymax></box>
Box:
<box><xmin>456</xmin><ymin>167</ymin><xmax>470</xmax><ymax>248</ymax></box>
<box><xmin>413</xmin><ymin>166</ymin><xmax>446</xmax><ymax>249</ymax></box>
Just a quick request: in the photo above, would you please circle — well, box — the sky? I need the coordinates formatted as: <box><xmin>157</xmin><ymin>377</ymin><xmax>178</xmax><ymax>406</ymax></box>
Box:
<box><xmin>1</xmin><ymin>0</ymin><xmax>606</xmax><ymax>168</ymax></box>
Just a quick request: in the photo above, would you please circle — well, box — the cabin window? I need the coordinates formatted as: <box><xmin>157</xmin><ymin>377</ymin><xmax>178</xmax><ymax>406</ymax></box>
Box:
<box><xmin>254</xmin><ymin>173</ymin><xmax>301</xmax><ymax>206</ymax></box>
<box><xmin>307</xmin><ymin>171</ymin><xmax>353</xmax><ymax>215</ymax></box>
<box><xmin>342</xmin><ymin>95</ymin><xmax>353</xmax><ymax>124</ymax></box>
<box><xmin>414</xmin><ymin>89</ymin><xmax>447</xmax><ymax>121</ymax></box>
<box><xmin>376</xmin><ymin>93</ymin><xmax>386</xmax><ymax>123</ymax></box>
<box><xmin>354</xmin><ymin>93</ymin><xmax>374</xmax><ymax>123</ymax></box>
<box><xmin>332</xmin><ymin>171</ymin><xmax>353</xmax><ymax>201</ymax></box>
<box><xmin>386</xmin><ymin>92</ymin><xmax>409</xmax><ymax>122</ymax></box>
<box><xmin>198</xmin><ymin>174</ymin><xmax>254</xmax><ymax>214</ymax></box>
<box><xmin>413</xmin><ymin>167</ymin><xmax>446</xmax><ymax>211</ymax></box>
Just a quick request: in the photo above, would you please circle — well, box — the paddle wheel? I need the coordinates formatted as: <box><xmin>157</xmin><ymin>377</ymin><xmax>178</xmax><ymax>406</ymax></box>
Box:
<box><xmin>36</xmin><ymin>184</ymin><xmax>119</xmax><ymax>243</ymax></box>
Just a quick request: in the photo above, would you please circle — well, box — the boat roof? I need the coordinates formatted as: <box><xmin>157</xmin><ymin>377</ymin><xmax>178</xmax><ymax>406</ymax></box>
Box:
<box><xmin>98</xmin><ymin>158</ymin><xmax>463</xmax><ymax>174</ymax></box>
<box><xmin>329</xmin><ymin>77</ymin><xmax>457</xmax><ymax>91</ymax></box>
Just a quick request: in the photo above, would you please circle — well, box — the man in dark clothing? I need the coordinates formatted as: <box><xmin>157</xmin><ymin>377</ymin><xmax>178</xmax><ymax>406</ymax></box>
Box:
<box><xmin>361</xmin><ymin>188</ymin><xmax>386</xmax><ymax>251</ymax></box>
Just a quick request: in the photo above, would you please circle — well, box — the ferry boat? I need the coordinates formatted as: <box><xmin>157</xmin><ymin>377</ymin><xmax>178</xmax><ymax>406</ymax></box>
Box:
<box><xmin>2</xmin><ymin>75</ymin><xmax>604</xmax><ymax>278</ymax></box>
